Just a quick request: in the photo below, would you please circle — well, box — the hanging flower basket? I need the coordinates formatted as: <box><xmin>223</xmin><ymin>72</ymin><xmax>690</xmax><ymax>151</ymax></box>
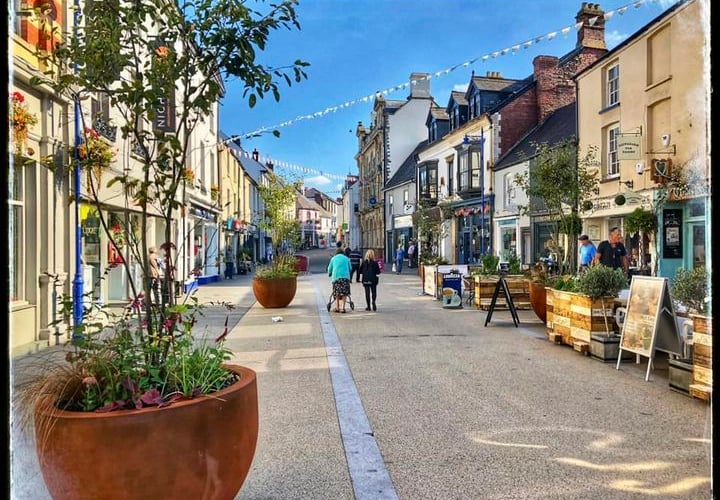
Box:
<box><xmin>182</xmin><ymin>168</ymin><xmax>196</xmax><ymax>183</ymax></box>
<box><xmin>77</xmin><ymin>128</ymin><xmax>116</xmax><ymax>189</ymax></box>
<box><xmin>10</xmin><ymin>91</ymin><xmax>39</xmax><ymax>154</ymax></box>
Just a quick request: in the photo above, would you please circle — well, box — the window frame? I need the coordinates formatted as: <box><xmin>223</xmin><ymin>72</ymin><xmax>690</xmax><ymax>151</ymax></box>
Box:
<box><xmin>9</xmin><ymin>160</ymin><xmax>25</xmax><ymax>303</ymax></box>
<box><xmin>606</xmin><ymin>124</ymin><xmax>620</xmax><ymax>178</ymax></box>
<box><xmin>606</xmin><ymin>63</ymin><xmax>620</xmax><ymax>107</ymax></box>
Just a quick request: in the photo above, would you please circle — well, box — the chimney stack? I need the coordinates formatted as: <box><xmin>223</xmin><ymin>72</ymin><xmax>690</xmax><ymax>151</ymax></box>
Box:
<box><xmin>576</xmin><ymin>2</ymin><xmax>606</xmax><ymax>50</ymax></box>
<box><xmin>485</xmin><ymin>71</ymin><xmax>502</xmax><ymax>78</ymax></box>
<box><xmin>251</xmin><ymin>148</ymin><xmax>259</xmax><ymax>162</ymax></box>
<box><xmin>409</xmin><ymin>72</ymin><xmax>431</xmax><ymax>99</ymax></box>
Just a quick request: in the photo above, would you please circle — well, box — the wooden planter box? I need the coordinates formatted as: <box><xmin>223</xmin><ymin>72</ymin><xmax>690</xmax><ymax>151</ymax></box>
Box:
<box><xmin>474</xmin><ymin>276</ymin><xmax>530</xmax><ymax>310</ymax></box>
<box><xmin>546</xmin><ymin>289</ymin><xmax>616</xmax><ymax>346</ymax></box>
<box><xmin>689</xmin><ymin>314</ymin><xmax>712</xmax><ymax>402</ymax></box>
<box><xmin>668</xmin><ymin>358</ymin><xmax>694</xmax><ymax>395</ymax></box>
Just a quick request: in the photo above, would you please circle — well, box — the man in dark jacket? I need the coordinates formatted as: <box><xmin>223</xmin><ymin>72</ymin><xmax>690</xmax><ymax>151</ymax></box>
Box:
<box><xmin>349</xmin><ymin>247</ymin><xmax>362</xmax><ymax>282</ymax></box>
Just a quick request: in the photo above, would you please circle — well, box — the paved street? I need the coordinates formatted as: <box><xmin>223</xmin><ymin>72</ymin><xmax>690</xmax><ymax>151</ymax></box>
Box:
<box><xmin>10</xmin><ymin>249</ymin><xmax>713</xmax><ymax>499</ymax></box>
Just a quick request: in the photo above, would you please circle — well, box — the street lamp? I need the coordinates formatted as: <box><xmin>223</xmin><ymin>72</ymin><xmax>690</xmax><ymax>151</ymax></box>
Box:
<box><xmin>71</xmin><ymin>0</ymin><xmax>84</xmax><ymax>341</ymax></box>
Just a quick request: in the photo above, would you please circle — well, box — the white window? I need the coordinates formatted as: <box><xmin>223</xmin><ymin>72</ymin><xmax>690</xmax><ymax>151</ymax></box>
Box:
<box><xmin>607</xmin><ymin>125</ymin><xmax>620</xmax><ymax>177</ymax></box>
<box><xmin>10</xmin><ymin>160</ymin><xmax>24</xmax><ymax>302</ymax></box>
<box><xmin>606</xmin><ymin>64</ymin><xmax>620</xmax><ymax>107</ymax></box>
<box><xmin>389</xmin><ymin>194</ymin><xmax>393</xmax><ymax>215</ymax></box>
<box><xmin>503</xmin><ymin>172</ymin><xmax>516</xmax><ymax>210</ymax></box>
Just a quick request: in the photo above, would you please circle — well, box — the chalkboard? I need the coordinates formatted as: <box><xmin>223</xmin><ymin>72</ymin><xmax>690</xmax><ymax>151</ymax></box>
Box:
<box><xmin>617</xmin><ymin>276</ymin><xmax>681</xmax><ymax>381</ymax></box>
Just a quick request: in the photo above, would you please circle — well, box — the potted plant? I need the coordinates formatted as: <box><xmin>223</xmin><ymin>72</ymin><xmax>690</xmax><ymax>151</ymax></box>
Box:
<box><xmin>16</xmin><ymin>2</ymin><xmax>309</xmax><ymax>499</ymax></box>
<box><xmin>526</xmin><ymin>261</ymin><xmax>556</xmax><ymax>323</ymax></box>
<box><xmin>252</xmin><ymin>170</ymin><xmax>302</xmax><ymax>308</ymax></box>
<box><xmin>671</xmin><ymin>267</ymin><xmax>712</xmax><ymax>401</ymax></box>
<box><xmin>573</xmin><ymin>266</ymin><xmax>628</xmax><ymax>360</ymax></box>
<box><xmin>624</xmin><ymin>207</ymin><xmax>657</xmax><ymax>275</ymax></box>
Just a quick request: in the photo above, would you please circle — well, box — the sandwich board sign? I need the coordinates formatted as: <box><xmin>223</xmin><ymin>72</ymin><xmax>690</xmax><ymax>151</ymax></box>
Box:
<box><xmin>616</xmin><ymin>276</ymin><xmax>682</xmax><ymax>381</ymax></box>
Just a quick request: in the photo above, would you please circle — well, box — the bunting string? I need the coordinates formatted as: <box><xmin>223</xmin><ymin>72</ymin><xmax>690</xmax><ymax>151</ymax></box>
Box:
<box><xmin>229</xmin><ymin>0</ymin><xmax>661</xmax><ymax>140</ymax></box>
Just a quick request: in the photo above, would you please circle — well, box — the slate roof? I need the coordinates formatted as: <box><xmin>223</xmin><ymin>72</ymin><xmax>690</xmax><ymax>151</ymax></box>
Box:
<box><xmin>448</xmin><ymin>90</ymin><xmax>468</xmax><ymax>107</ymax></box>
<box><xmin>385</xmin><ymin>140</ymin><xmax>428</xmax><ymax>189</ymax></box>
<box><xmin>428</xmin><ymin>106</ymin><xmax>449</xmax><ymax>121</ymax></box>
<box><xmin>494</xmin><ymin>102</ymin><xmax>577</xmax><ymax>170</ymax></box>
<box><xmin>468</xmin><ymin>75</ymin><xmax>526</xmax><ymax>94</ymax></box>
<box><xmin>296</xmin><ymin>193</ymin><xmax>329</xmax><ymax>216</ymax></box>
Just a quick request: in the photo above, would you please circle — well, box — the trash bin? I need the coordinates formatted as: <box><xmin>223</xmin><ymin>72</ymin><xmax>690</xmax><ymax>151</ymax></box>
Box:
<box><xmin>295</xmin><ymin>254</ymin><xmax>309</xmax><ymax>273</ymax></box>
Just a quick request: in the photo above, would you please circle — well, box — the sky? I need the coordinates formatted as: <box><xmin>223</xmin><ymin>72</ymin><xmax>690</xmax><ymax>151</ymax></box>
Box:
<box><xmin>219</xmin><ymin>0</ymin><xmax>687</xmax><ymax>197</ymax></box>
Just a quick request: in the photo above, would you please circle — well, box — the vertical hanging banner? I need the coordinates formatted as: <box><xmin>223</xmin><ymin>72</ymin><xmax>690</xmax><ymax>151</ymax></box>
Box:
<box><xmin>151</xmin><ymin>39</ymin><xmax>176</xmax><ymax>133</ymax></box>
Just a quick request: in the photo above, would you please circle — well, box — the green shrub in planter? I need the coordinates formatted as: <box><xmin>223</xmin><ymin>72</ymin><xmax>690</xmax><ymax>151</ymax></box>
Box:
<box><xmin>552</xmin><ymin>275</ymin><xmax>579</xmax><ymax>292</ymax></box>
<box><xmin>671</xmin><ymin>267</ymin><xmax>709</xmax><ymax>315</ymax></box>
<box><xmin>576</xmin><ymin>265</ymin><xmax>627</xmax><ymax>299</ymax></box>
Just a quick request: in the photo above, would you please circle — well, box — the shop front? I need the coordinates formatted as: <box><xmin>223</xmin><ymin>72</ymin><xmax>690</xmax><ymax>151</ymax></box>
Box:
<box><xmin>453</xmin><ymin>198</ymin><xmax>493</xmax><ymax>265</ymax></box>
<box><xmin>389</xmin><ymin>214</ymin><xmax>413</xmax><ymax>262</ymax></box>
<box><xmin>657</xmin><ymin>195</ymin><xmax>709</xmax><ymax>279</ymax></box>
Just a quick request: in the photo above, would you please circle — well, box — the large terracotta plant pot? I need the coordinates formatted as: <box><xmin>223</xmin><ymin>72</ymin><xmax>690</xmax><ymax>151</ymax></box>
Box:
<box><xmin>528</xmin><ymin>280</ymin><xmax>547</xmax><ymax>323</ymax></box>
<box><xmin>252</xmin><ymin>276</ymin><xmax>298</xmax><ymax>308</ymax></box>
<box><xmin>34</xmin><ymin>365</ymin><xmax>258</xmax><ymax>500</ymax></box>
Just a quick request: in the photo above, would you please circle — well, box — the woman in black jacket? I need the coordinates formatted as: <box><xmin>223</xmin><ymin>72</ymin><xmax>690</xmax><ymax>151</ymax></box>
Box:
<box><xmin>359</xmin><ymin>249</ymin><xmax>381</xmax><ymax>311</ymax></box>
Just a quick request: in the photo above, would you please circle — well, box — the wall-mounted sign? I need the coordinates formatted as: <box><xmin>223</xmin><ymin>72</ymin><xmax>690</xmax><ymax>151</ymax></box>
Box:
<box><xmin>651</xmin><ymin>158</ymin><xmax>672</xmax><ymax>183</ymax></box>
<box><xmin>403</xmin><ymin>203</ymin><xmax>415</xmax><ymax>215</ymax></box>
<box><xmin>369</xmin><ymin>196</ymin><xmax>377</xmax><ymax>206</ymax></box>
<box><xmin>617</xmin><ymin>134</ymin><xmax>641</xmax><ymax>160</ymax></box>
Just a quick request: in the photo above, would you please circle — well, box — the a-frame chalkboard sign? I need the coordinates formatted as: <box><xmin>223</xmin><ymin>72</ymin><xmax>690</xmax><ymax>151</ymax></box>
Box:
<box><xmin>616</xmin><ymin>276</ymin><xmax>682</xmax><ymax>381</ymax></box>
<box><xmin>484</xmin><ymin>275</ymin><xmax>520</xmax><ymax>327</ymax></box>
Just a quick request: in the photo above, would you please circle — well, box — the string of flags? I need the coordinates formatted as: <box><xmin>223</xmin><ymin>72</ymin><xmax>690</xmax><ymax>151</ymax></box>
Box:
<box><xmin>232</xmin><ymin>0</ymin><xmax>664</xmax><ymax>139</ymax></box>
<box><xmin>227</xmin><ymin>144</ymin><xmax>351</xmax><ymax>182</ymax></box>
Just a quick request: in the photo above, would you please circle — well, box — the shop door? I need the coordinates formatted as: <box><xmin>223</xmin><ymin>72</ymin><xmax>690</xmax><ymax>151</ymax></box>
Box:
<box><xmin>690</xmin><ymin>223</ymin><xmax>706</xmax><ymax>269</ymax></box>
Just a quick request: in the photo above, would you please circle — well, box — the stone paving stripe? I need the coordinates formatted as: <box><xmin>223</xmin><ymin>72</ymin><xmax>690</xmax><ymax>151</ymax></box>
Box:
<box><xmin>315</xmin><ymin>287</ymin><xmax>399</xmax><ymax>500</ymax></box>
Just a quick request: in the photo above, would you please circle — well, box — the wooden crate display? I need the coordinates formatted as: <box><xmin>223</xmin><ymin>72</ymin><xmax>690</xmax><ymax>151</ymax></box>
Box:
<box><xmin>690</xmin><ymin>314</ymin><xmax>712</xmax><ymax>402</ymax></box>
<box><xmin>474</xmin><ymin>276</ymin><xmax>530</xmax><ymax>310</ymax></box>
<box><xmin>545</xmin><ymin>289</ymin><xmax>616</xmax><ymax>345</ymax></box>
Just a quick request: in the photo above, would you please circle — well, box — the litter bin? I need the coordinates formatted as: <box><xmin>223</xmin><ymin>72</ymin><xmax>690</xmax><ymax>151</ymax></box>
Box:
<box><xmin>295</xmin><ymin>254</ymin><xmax>309</xmax><ymax>273</ymax></box>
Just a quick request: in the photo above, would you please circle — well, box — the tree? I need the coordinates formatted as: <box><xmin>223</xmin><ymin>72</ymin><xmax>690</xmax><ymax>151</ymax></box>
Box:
<box><xmin>30</xmin><ymin>0</ymin><xmax>308</xmax><ymax>365</ymax></box>
<box><xmin>513</xmin><ymin>138</ymin><xmax>598</xmax><ymax>274</ymax></box>
<box><xmin>257</xmin><ymin>170</ymin><xmax>302</xmax><ymax>273</ymax></box>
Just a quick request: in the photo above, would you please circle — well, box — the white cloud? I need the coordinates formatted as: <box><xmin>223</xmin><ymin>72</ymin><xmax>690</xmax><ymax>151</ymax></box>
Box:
<box><xmin>605</xmin><ymin>30</ymin><xmax>627</xmax><ymax>49</ymax></box>
<box><xmin>453</xmin><ymin>83</ymin><xmax>469</xmax><ymax>92</ymax></box>
<box><xmin>306</xmin><ymin>174</ymin><xmax>331</xmax><ymax>185</ymax></box>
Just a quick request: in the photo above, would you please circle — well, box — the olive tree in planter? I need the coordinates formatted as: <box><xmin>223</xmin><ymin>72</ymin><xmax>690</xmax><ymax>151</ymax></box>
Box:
<box><xmin>624</xmin><ymin>207</ymin><xmax>657</xmax><ymax>275</ymax></box>
<box><xmin>16</xmin><ymin>1</ymin><xmax>308</xmax><ymax>499</ymax></box>
<box><xmin>671</xmin><ymin>267</ymin><xmax>712</xmax><ymax>401</ymax></box>
<box><xmin>252</xmin><ymin>170</ymin><xmax>302</xmax><ymax>308</ymax></box>
<box><xmin>575</xmin><ymin>266</ymin><xmax>631</xmax><ymax>361</ymax></box>
<box><xmin>513</xmin><ymin>139</ymin><xmax>599</xmax><ymax>275</ymax></box>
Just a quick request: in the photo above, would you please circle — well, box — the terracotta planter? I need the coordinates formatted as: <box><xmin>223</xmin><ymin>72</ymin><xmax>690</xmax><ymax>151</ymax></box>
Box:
<box><xmin>34</xmin><ymin>365</ymin><xmax>259</xmax><ymax>500</ymax></box>
<box><xmin>528</xmin><ymin>280</ymin><xmax>547</xmax><ymax>323</ymax></box>
<box><xmin>252</xmin><ymin>276</ymin><xmax>298</xmax><ymax>308</ymax></box>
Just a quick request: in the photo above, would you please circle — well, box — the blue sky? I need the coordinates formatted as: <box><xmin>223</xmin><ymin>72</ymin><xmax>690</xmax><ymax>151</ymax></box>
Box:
<box><xmin>219</xmin><ymin>0</ymin><xmax>681</xmax><ymax>196</ymax></box>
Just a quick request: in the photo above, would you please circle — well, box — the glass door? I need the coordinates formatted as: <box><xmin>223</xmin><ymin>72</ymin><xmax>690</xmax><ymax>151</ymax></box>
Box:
<box><xmin>690</xmin><ymin>223</ymin><xmax>706</xmax><ymax>269</ymax></box>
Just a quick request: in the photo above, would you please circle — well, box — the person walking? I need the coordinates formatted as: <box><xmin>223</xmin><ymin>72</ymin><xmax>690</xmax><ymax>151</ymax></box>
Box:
<box><xmin>407</xmin><ymin>240</ymin><xmax>417</xmax><ymax>268</ymax></box>
<box><xmin>224</xmin><ymin>245</ymin><xmax>235</xmax><ymax>279</ymax></box>
<box><xmin>327</xmin><ymin>247</ymin><xmax>352</xmax><ymax>313</ymax></box>
<box><xmin>394</xmin><ymin>243</ymin><xmax>405</xmax><ymax>274</ymax></box>
<box><xmin>359</xmin><ymin>249</ymin><xmax>381</xmax><ymax>311</ymax></box>
<box><xmin>349</xmin><ymin>247</ymin><xmax>362</xmax><ymax>282</ymax></box>
<box><xmin>594</xmin><ymin>226</ymin><xmax>628</xmax><ymax>275</ymax></box>
<box><xmin>148</xmin><ymin>246</ymin><xmax>163</xmax><ymax>306</ymax></box>
<box><xmin>578</xmin><ymin>234</ymin><xmax>596</xmax><ymax>272</ymax></box>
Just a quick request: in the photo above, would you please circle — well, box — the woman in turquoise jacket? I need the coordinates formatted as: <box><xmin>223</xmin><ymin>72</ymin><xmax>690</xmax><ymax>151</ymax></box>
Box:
<box><xmin>327</xmin><ymin>247</ymin><xmax>352</xmax><ymax>312</ymax></box>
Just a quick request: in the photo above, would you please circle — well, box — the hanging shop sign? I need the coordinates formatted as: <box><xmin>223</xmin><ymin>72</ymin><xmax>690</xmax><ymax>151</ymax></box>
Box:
<box><xmin>189</xmin><ymin>205</ymin><xmax>216</xmax><ymax>222</ymax></box>
<box><xmin>617</xmin><ymin>133</ymin><xmax>641</xmax><ymax>160</ymax></box>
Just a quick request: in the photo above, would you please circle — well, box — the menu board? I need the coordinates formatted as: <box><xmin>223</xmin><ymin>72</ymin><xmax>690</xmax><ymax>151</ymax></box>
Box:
<box><xmin>617</xmin><ymin>276</ymin><xmax>681</xmax><ymax>381</ymax></box>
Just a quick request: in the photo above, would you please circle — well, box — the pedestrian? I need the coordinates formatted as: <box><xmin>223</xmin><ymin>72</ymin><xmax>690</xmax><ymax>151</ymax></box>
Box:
<box><xmin>359</xmin><ymin>249</ymin><xmax>381</xmax><ymax>311</ymax></box>
<box><xmin>394</xmin><ymin>243</ymin><xmax>405</xmax><ymax>274</ymax></box>
<box><xmin>327</xmin><ymin>247</ymin><xmax>352</xmax><ymax>313</ymax></box>
<box><xmin>594</xmin><ymin>226</ymin><xmax>628</xmax><ymax>274</ymax></box>
<box><xmin>349</xmin><ymin>247</ymin><xmax>362</xmax><ymax>282</ymax></box>
<box><xmin>577</xmin><ymin>234</ymin><xmax>596</xmax><ymax>272</ymax></box>
<box><xmin>407</xmin><ymin>240</ymin><xmax>417</xmax><ymax>268</ymax></box>
<box><xmin>224</xmin><ymin>245</ymin><xmax>234</xmax><ymax>279</ymax></box>
<box><xmin>148</xmin><ymin>246</ymin><xmax>162</xmax><ymax>306</ymax></box>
